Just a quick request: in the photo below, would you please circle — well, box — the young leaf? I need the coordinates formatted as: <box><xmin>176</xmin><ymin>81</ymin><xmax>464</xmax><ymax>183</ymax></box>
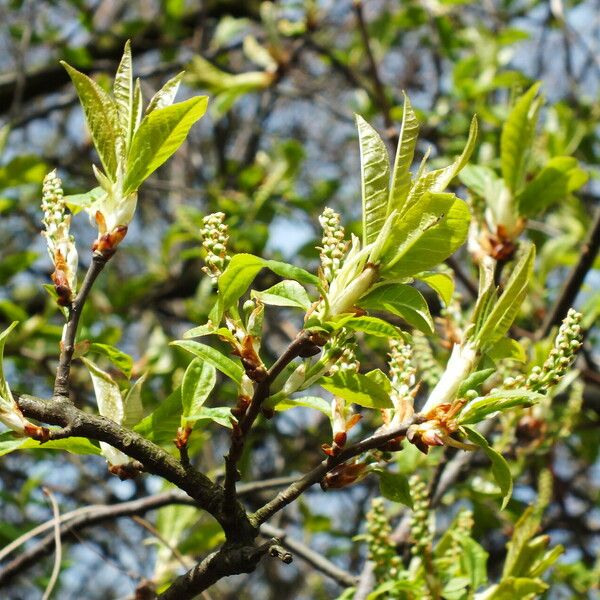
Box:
<box><xmin>64</xmin><ymin>186</ymin><xmax>104</xmax><ymax>215</ymax></box>
<box><xmin>356</xmin><ymin>115</ymin><xmax>391</xmax><ymax>245</ymax></box>
<box><xmin>181</xmin><ymin>359</ymin><xmax>217</xmax><ymax>427</ymax></box>
<box><xmin>416</xmin><ymin>271</ymin><xmax>455</xmax><ymax>307</ymax></box>
<box><xmin>458</xmin><ymin>389</ymin><xmax>543</xmax><ymax>425</ymax></box>
<box><xmin>113</xmin><ymin>40</ymin><xmax>133</xmax><ymax>149</ymax></box>
<box><xmin>358</xmin><ymin>284</ymin><xmax>434</xmax><ymax>334</ymax></box>
<box><xmin>135</xmin><ymin>386</ymin><xmax>181</xmax><ymax>444</ymax></box>
<box><xmin>501</xmin><ymin>83</ymin><xmax>542</xmax><ymax>194</ymax></box>
<box><xmin>122</xmin><ymin>373</ymin><xmax>146</xmax><ymax>430</ymax></box>
<box><xmin>124</xmin><ymin>96</ymin><xmax>208</xmax><ymax>194</ymax></box>
<box><xmin>146</xmin><ymin>72</ymin><xmax>185</xmax><ymax>114</ymax></box>
<box><xmin>251</xmin><ymin>280</ymin><xmax>312</xmax><ymax>310</ymax></box>
<box><xmin>219</xmin><ymin>254</ymin><xmax>319</xmax><ymax>313</ymax></box>
<box><xmin>89</xmin><ymin>343</ymin><xmax>134</xmax><ymax>378</ymax></box>
<box><xmin>388</xmin><ymin>93</ymin><xmax>419</xmax><ymax>216</ymax></box>
<box><xmin>171</xmin><ymin>340</ymin><xmax>243</xmax><ymax>384</ymax></box>
<box><xmin>463</xmin><ymin>426</ymin><xmax>512</xmax><ymax>509</ymax></box>
<box><xmin>327</xmin><ymin>315</ymin><xmax>402</xmax><ymax>338</ymax></box>
<box><xmin>405</xmin><ymin>116</ymin><xmax>478</xmax><ymax>210</ymax></box>
<box><xmin>456</xmin><ymin>368</ymin><xmax>496</xmax><ymax>398</ymax></box>
<box><xmin>320</xmin><ymin>370</ymin><xmax>393</xmax><ymax>409</ymax></box>
<box><xmin>81</xmin><ymin>357</ymin><xmax>124</xmax><ymax>424</ymax></box>
<box><xmin>186</xmin><ymin>406</ymin><xmax>233</xmax><ymax>428</ymax></box>
<box><xmin>475</xmin><ymin>243</ymin><xmax>535</xmax><ymax>349</ymax></box>
<box><xmin>274</xmin><ymin>395</ymin><xmax>332</xmax><ymax>418</ymax></box>
<box><xmin>218</xmin><ymin>253</ymin><xmax>266</xmax><ymax>311</ymax></box>
<box><xmin>378</xmin><ymin>470</ymin><xmax>413</xmax><ymax>508</ymax></box>
<box><xmin>486</xmin><ymin>337</ymin><xmax>527</xmax><ymax>363</ymax></box>
<box><xmin>61</xmin><ymin>62</ymin><xmax>119</xmax><ymax>178</ymax></box>
<box><xmin>515</xmin><ymin>156</ymin><xmax>588</xmax><ymax>217</ymax></box>
<box><xmin>380</xmin><ymin>193</ymin><xmax>471</xmax><ymax>279</ymax></box>
<box><xmin>485</xmin><ymin>577</ymin><xmax>547</xmax><ymax>599</ymax></box>
<box><xmin>0</xmin><ymin>433</ymin><xmax>101</xmax><ymax>457</ymax></box>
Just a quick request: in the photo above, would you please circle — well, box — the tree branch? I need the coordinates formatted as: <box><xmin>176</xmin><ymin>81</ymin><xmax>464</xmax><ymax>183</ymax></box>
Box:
<box><xmin>222</xmin><ymin>331</ymin><xmax>314</xmax><ymax>534</ymax></box>
<box><xmin>251</xmin><ymin>418</ymin><xmax>420</xmax><ymax>526</ymax></box>
<box><xmin>0</xmin><ymin>478</ymin><xmax>297</xmax><ymax>586</ymax></box>
<box><xmin>539</xmin><ymin>205</ymin><xmax>600</xmax><ymax>339</ymax></box>
<box><xmin>53</xmin><ymin>253</ymin><xmax>108</xmax><ymax>399</ymax></box>
<box><xmin>260</xmin><ymin>523</ymin><xmax>358</xmax><ymax>588</ymax></box>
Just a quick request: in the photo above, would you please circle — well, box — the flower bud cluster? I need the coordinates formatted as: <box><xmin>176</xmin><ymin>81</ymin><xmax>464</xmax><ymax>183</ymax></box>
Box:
<box><xmin>366</xmin><ymin>497</ymin><xmax>402</xmax><ymax>583</ymax></box>
<box><xmin>328</xmin><ymin>340</ymin><xmax>359</xmax><ymax>375</ymax></box>
<box><xmin>442</xmin><ymin>510</ymin><xmax>473</xmax><ymax>564</ymax></box>
<box><xmin>41</xmin><ymin>170</ymin><xmax>78</xmax><ymax>304</ymax></box>
<box><xmin>409</xmin><ymin>475</ymin><xmax>432</xmax><ymax>556</ymax></box>
<box><xmin>388</xmin><ymin>339</ymin><xmax>416</xmax><ymax>425</ymax></box>
<box><xmin>412</xmin><ymin>331</ymin><xmax>442</xmax><ymax>388</ymax></box>
<box><xmin>200</xmin><ymin>212</ymin><xmax>230</xmax><ymax>282</ymax></box>
<box><xmin>318</xmin><ymin>207</ymin><xmax>347</xmax><ymax>284</ymax></box>
<box><xmin>527</xmin><ymin>309</ymin><xmax>583</xmax><ymax>393</ymax></box>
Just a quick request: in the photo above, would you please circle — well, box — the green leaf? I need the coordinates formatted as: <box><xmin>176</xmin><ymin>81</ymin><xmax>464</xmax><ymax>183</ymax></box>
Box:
<box><xmin>501</xmin><ymin>83</ymin><xmax>542</xmax><ymax>193</ymax></box>
<box><xmin>321</xmin><ymin>370</ymin><xmax>392</xmax><ymax>409</ymax></box>
<box><xmin>134</xmin><ymin>386</ymin><xmax>181</xmax><ymax>444</ymax></box>
<box><xmin>89</xmin><ymin>343</ymin><xmax>134</xmax><ymax>378</ymax></box>
<box><xmin>475</xmin><ymin>243</ymin><xmax>535</xmax><ymax>349</ymax></box>
<box><xmin>457</xmin><ymin>368</ymin><xmax>496</xmax><ymax>398</ymax></box>
<box><xmin>185</xmin><ymin>406</ymin><xmax>233</xmax><ymax>428</ymax></box>
<box><xmin>146</xmin><ymin>72</ymin><xmax>185</xmax><ymax>114</ymax></box>
<box><xmin>274</xmin><ymin>395</ymin><xmax>332</xmax><ymax>418</ymax></box>
<box><xmin>113</xmin><ymin>40</ymin><xmax>133</xmax><ymax>148</ymax></box>
<box><xmin>0</xmin><ymin>321</ymin><xmax>18</xmax><ymax>404</ymax></box>
<box><xmin>416</xmin><ymin>271</ymin><xmax>454</xmax><ymax>306</ymax></box>
<box><xmin>181</xmin><ymin>359</ymin><xmax>217</xmax><ymax>427</ymax></box>
<box><xmin>485</xmin><ymin>577</ymin><xmax>547</xmax><ymax>599</ymax></box>
<box><xmin>486</xmin><ymin>337</ymin><xmax>527</xmax><ymax>363</ymax></box>
<box><xmin>458</xmin><ymin>164</ymin><xmax>499</xmax><ymax>197</ymax></box>
<box><xmin>81</xmin><ymin>357</ymin><xmax>124</xmax><ymax>423</ymax></box>
<box><xmin>459</xmin><ymin>390</ymin><xmax>543</xmax><ymax>425</ymax></box>
<box><xmin>381</xmin><ymin>193</ymin><xmax>471</xmax><ymax>279</ymax></box>
<box><xmin>356</xmin><ymin>115</ymin><xmax>390</xmax><ymax>245</ymax></box>
<box><xmin>378</xmin><ymin>471</ymin><xmax>413</xmax><ymax>508</ymax></box>
<box><xmin>463</xmin><ymin>426</ymin><xmax>512</xmax><ymax>509</ymax></box>
<box><xmin>264</xmin><ymin>259</ymin><xmax>320</xmax><ymax>287</ymax></box>
<box><xmin>61</xmin><ymin>61</ymin><xmax>119</xmax><ymax>178</ymax></box>
<box><xmin>459</xmin><ymin>536</ymin><xmax>489</xmax><ymax>590</ymax></box>
<box><xmin>327</xmin><ymin>315</ymin><xmax>401</xmax><ymax>338</ymax></box>
<box><xmin>63</xmin><ymin>186</ymin><xmax>104</xmax><ymax>215</ymax></box>
<box><xmin>405</xmin><ymin>116</ymin><xmax>478</xmax><ymax>209</ymax></box>
<box><xmin>218</xmin><ymin>254</ymin><xmax>319</xmax><ymax>314</ymax></box>
<box><xmin>388</xmin><ymin>93</ymin><xmax>419</xmax><ymax>216</ymax></box>
<box><xmin>218</xmin><ymin>253</ymin><xmax>266</xmax><ymax>312</ymax></box>
<box><xmin>358</xmin><ymin>284</ymin><xmax>434</xmax><ymax>334</ymax></box>
<box><xmin>171</xmin><ymin>340</ymin><xmax>243</xmax><ymax>384</ymax></box>
<box><xmin>252</xmin><ymin>280</ymin><xmax>312</xmax><ymax>310</ymax></box>
<box><xmin>0</xmin><ymin>432</ymin><xmax>101</xmax><ymax>457</ymax></box>
<box><xmin>182</xmin><ymin>323</ymin><xmax>237</xmax><ymax>344</ymax></box>
<box><xmin>122</xmin><ymin>373</ymin><xmax>146</xmax><ymax>430</ymax></box>
<box><xmin>516</xmin><ymin>156</ymin><xmax>588</xmax><ymax>217</ymax></box>
<box><xmin>124</xmin><ymin>96</ymin><xmax>208</xmax><ymax>194</ymax></box>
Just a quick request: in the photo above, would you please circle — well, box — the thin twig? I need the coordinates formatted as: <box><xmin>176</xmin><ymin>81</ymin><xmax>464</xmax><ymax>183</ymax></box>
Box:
<box><xmin>260</xmin><ymin>523</ymin><xmax>358</xmax><ymax>588</ymax></box>
<box><xmin>53</xmin><ymin>253</ymin><xmax>109</xmax><ymax>399</ymax></box>
<box><xmin>41</xmin><ymin>487</ymin><xmax>62</xmax><ymax>600</ymax></box>
<box><xmin>539</xmin><ymin>206</ymin><xmax>600</xmax><ymax>339</ymax></box>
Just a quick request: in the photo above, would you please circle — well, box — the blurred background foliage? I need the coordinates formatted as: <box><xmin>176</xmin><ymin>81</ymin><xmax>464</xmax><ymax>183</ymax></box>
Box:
<box><xmin>0</xmin><ymin>0</ymin><xmax>598</xmax><ymax>598</ymax></box>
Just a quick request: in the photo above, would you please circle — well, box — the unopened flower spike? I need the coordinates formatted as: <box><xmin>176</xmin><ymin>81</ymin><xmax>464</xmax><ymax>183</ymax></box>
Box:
<box><xmin>387</xmin><ymin>338</ymin><xmax>416</xmax><ymax>426</ymax></box>
<box><xmin>318</xmin><ymin>207</ymin><xmax>347</xmax><ymax>285</ymax></box>
<box><xmin>527</xmin><ymin>308</ymin><xmax>583</xmax><ymax>393</ymax></box>
<box><xmin>200</xmin><ymin>212</ymin><xmax>230</xmax><ymax>282</ymax></box>
<box><xmin>41</xmin><ymin>170</ymin><xmax>79</xmax><ymax>307</ymax></box>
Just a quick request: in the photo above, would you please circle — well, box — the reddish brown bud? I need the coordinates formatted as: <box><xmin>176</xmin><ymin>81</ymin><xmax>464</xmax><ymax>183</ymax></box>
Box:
<box><xmin>320</xmin><ymin>462</ymin><xmax>367</xmax><ymax>490</ymax></box>
<box><xmin>174</xmin><ymin>426</ymin><xmax>192</xmax><ymax>449</ymax></box>
<box><xmin>261</xmin><ymin>407</ymin><xmax>275</xmax><ymax>419</ymax></box>
<box><xmin>333</xmin><ymin>431</ymin><xmax>347</xmax><ymax>448</ymax></box>
<box><xmin>108</xmin><ymin>462</ymin><xmax>142</xmax><ymax>480</ymax></box>
<box><xmin>24</xmin><ymin>423</ymin><xmax>50</xmax><ymax>442</ymax></box>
